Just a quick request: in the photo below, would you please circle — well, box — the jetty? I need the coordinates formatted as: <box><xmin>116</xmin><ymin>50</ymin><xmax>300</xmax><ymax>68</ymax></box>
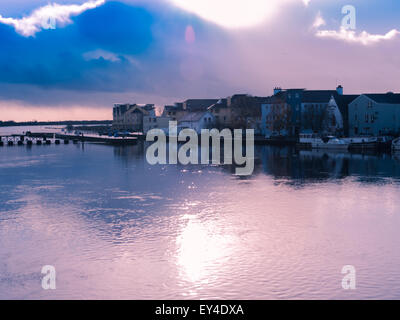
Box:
<box><xmin>0</xmin><ymin>132</ymin><xmax>138</xmax><ymax>146</ymax></box>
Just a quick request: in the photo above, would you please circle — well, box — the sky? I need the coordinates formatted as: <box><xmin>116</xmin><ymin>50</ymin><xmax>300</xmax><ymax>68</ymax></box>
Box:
<box><xmin>0</xmin><ymin>0</ymin><xmax>399</xmax><ymax>121</ymax></box>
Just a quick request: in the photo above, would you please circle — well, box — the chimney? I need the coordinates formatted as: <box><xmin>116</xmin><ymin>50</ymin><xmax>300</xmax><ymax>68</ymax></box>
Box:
<box><xmin>336</xmin><ymin>85</ymin><xmax>343</xmax><ymax>95</ymax></box>
<box><xmin>274</xmin><ymin>87</ymin><xmax>282</xmax><ymax>95</ymax></box>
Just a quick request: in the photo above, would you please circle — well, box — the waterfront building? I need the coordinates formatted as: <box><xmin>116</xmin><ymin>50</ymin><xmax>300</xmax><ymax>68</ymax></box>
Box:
<box><xmin>261</xmin><ymin>86</ymin><xmax>351</xmax><ymax>137</ymax></box>
<box><xmin>261</xmin><ymin>93</ymin><xmax>290</xmax><ymax>137</ymax></box>
<box><xmin>207</xmin><ymin>99</ymin><xmax>233</xmax><ymax>129</ymax></box>
<box><xmin>113</xmin><ymin>104</ymin><xmax>155</xmax><ymax>132</ymax></box>
<box><xmin>143</xmin><ymin>116</ymin><xmax>171</xmax><ymax>134</ymax></box>
<box><xmin>227</xmin><ymin>94</ymin><xmax>264</xmax><ymax>131</ymax></box>
<box><xmin>177</xmin><ymin>111</ymin><xmax>216</xmax><ymax>134</ymax></box>
<box><xmin>162</xmin><ymin>103</ymin><xmax>187</xmax><ymax>121</ymax></box>
<box><xmin>349</xmin><ymin>93</ymin><xmax>400</xmax><ymax>136</ymax></box>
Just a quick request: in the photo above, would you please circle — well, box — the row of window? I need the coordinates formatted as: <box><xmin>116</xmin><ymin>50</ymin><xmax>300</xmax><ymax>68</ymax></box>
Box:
<box><xmin>266</xmin><ymin>103</ymin><xmax>326</xmax><ymax>111</ymax></box>
<box><xmin>353</xmin><ymin>101</ymin><xmax>374</xmax><ymax>109</ymax></box>
<box><xmin>354</xmin><ymin>113</ymin><xmax>379</xmax><ymax>123</ymax></box>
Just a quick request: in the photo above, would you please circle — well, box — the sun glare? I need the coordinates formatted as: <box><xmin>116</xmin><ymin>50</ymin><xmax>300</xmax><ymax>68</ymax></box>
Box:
<box><xmin>170</xmin><ymin>0</ymin><xmax>279</xmax><ymax>28</ymax></box>
<box><xmin>176</xmin><ymin>215</ymin><xmax>234</xmax><ymax>285</ymax></box>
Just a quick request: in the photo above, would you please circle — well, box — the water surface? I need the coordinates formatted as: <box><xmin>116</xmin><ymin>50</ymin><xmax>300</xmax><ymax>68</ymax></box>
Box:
<box><xmin>1</xmin><ymin>131</ymin><xmax>400</xmax><ymax>299</ymax></box>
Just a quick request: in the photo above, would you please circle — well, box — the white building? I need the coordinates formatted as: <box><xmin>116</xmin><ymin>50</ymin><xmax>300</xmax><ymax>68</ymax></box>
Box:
<box><xmin>177</xmin><ymin>111</ymin><xmax>216</xmax><ymax>134</ymax></box>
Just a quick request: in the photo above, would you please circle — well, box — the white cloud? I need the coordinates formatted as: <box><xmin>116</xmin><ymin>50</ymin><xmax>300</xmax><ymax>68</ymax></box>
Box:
<box><xmin>0</xmin><ymin>0</ymin><xmax>105</xmax><ymax>37</ymax></box>
<box><xmin>316</xmin><ymin>27</ymin><xmax>400</xmax><ymax>46</ymax></box>
<box><xmin>312</xmin><ymin>12</ymin><xmax>400</xmax><ymax>45</ymax></box>
<box><xmin>83</xmin><ymin>49</ymin><xmax>121</xmax><ymax>62</ymax></box>
<box><xmin>303</xmin><ymin>0</ymin><xmax>311</xmax><ymax>7</ymax></box>
<box><xmin>83</xmin><ymin>49</ymin><xmax>142</xmax><ymax>69</ymax></box>
<box><xmin>312</xmin><ymin>12</ymin><xmax>325</xmax><ymax>29</ymax></box>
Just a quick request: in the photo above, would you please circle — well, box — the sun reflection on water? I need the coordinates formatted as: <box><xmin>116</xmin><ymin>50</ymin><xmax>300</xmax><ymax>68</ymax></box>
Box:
<box><xmin>175</xmin><ymin>213</ymin><xmax>234</xmax><ymax>287</ymax></box>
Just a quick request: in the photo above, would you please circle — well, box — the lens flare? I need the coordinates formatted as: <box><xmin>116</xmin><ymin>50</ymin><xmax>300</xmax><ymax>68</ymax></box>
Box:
<box><xmin>171</xmin><ymin>0</ymin><xmax>280</xmax><ymax>28</ymax></box>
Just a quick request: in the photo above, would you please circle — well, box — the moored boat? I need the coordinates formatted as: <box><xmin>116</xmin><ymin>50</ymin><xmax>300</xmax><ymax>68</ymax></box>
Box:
<box><xmin>299</xmin><ymin>134</ymin><xmax>349</xmax><ymax>150</ymax></box>
<box><xmin>343</xmin><ymin>137</ymin><xmax>378</xmax><ymax>151</ymax></box>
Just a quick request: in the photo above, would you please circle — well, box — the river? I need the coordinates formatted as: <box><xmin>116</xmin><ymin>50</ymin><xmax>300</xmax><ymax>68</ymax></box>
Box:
<box><xmin>1</xmin><ymin>127</ymin><xmax>400</xmax><ymax>299</ymax></box>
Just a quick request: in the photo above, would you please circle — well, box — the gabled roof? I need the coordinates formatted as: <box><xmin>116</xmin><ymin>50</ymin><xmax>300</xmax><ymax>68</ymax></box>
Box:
<box><xmin>113</xmin><ymin>104</ymin><xmax>136</xmax><ymax>115</ymax></box>
<box><xmin>364</xmin><ymin>93</ymin><xmax>400</xmax><ymax>104</ymax></box>
<box><xmin>332</xmin><ymin>95</ymin><xmax>359</xmax><ymax>118</ymax></box>
<box><xmin>179</xmin><ymin>111</ymin><xmax>211</xmax><ymax>122</ymax></box>
<box><xmin>125</xmin><ymin>105</ymin><xmax>151</xmax><ymax>115</ymax></box>
<box><xmin>334</xmin><ymin>95</ymin><xmax>359</xmax><ymax>108</ymax></box>
<box><xmin>142</xmin><ymin>104</ymin><xmax>155</xmax><ymax>111</ymax></box>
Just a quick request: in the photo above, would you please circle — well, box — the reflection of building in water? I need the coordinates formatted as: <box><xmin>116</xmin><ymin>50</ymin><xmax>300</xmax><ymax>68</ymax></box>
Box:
<box><xmin>346</xmin><ymin>153</ymin><xmax>400</xmax><ymax>178</ymax></box>
<box><xmin>113</xmin><ymin>143</ymin><xmax>146</xmax><ymax>165</ymax></box>
<box><xmin>260</xmin><ymin>146</ymin><xmax>307</xmax><ymax>179</ymax></box>
<box><xmin>112</xmin><ymin>143</ymin><xmax>400</xmax><ymax>181</ymax></box>
<box><xmin>298</xmin><ymin>149</ymin><xmax>347</xmax><ymax>178</ymax></box>
<box><xmin>257</xmin><ymin>146</ymin><xmax>400</xmax><ymax>181</ymax></box>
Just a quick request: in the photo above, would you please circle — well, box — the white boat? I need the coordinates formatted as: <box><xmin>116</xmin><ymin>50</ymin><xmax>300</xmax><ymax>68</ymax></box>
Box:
<box><xmin>392</xmin><ymin>137</ymin><xmax>400</xmax><ymax>151</ymax></box>
<box><xmin>299</xmin><ymin>134</ymin><xmax>349</xmax><ymax>150</ymax></box>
